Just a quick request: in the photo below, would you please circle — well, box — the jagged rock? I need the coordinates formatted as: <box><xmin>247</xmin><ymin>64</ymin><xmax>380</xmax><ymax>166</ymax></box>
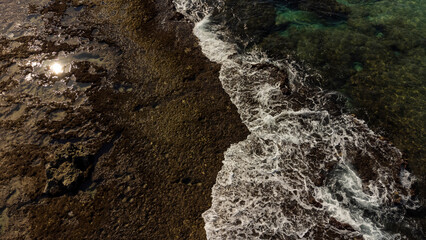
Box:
<box><xmin>44</xmin><ymin>143</ymin><xmax>94</xmax><ymax>196</ymax></box>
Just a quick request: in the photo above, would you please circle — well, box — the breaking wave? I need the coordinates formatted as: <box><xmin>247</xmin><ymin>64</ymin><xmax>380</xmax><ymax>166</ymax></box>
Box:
<box><xmin>174</xmin><ymin>0</ymin><xmax>419</xmax><ymax>239</ymax></box>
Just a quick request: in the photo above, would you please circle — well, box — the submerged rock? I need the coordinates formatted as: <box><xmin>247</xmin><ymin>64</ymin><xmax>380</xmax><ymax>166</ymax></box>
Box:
<box><xmin>44</xmin><ymin>143</ymin><xmax>94</xmax><ymax>196</ymax></box>
<box><xmin>298</xmin><ymin>0</ymin><xmax>350</xmax><ymax>20</ymax></box>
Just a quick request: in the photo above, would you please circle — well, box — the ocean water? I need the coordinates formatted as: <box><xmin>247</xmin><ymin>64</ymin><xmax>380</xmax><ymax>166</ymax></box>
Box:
<box><xmin>174</xmin><ymin>0</ymin><xmax>424</xmax><ymax>239</ymax></box>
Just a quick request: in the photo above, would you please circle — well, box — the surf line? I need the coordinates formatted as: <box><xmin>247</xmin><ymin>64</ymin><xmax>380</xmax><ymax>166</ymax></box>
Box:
<box><xmin>173</xmin><ymin>0</ymin><xmax>416</xmax><ymax>239</ymax></box>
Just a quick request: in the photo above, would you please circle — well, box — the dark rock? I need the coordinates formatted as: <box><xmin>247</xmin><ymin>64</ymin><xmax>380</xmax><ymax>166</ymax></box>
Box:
<box><xmin>329</xmin><ymin>217</ymin><xmax>356</xmax><ymax>231</ymax></box>
<box><xmin>308</xmin><ymin>195</ymin><xmax>323</xmax><ymax>208</ymax></box>
<box><xmin>44</xmin><ymin>143</ymin><xmax>94</xmax><ymax>196</ymax></box>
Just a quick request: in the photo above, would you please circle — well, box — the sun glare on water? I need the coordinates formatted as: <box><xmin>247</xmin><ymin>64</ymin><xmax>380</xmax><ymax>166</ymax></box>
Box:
<box><xmin>50</xmin><ymin>63</ymin><xmax>64</xmax><ymax>75</ymax></box>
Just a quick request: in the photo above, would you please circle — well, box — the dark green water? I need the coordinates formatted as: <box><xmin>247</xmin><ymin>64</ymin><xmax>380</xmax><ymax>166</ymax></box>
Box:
<box><xmin>210</xmin><ymin>0</ymin><xmax>425</xmax><ymax>233</ymax></box>
<box><xmin>217</xmin><ymin>0</ymin><xmax>425</xmax><ymax>183</ymax></box>
<box><xmin>260</xmin><ymin>0</ymin><xmax>425</xmax><ymax>172</ymax></box>
<box><xmin>215</xmin><ymin>0</ymin><xmax>426</xmax><ymax>176</ymax></box>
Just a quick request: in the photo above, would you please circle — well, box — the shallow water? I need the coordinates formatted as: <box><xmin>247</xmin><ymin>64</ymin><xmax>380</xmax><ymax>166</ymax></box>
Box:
<box><xmin>262</xmin><ymin>0</ymin><xmax>426</xmax><ymax>168</ymax></box>
<box><xmin>0</xmin><ymin>1</ymin><xmax>121</xmax><ymax>149</ymax></box>
<box><xmin>174</xmin><ymin>0</ymin><xmax>424</xmax><ymax>239</ymax></box>
<box><xmin>203</xmin><ymin>0</ymin><xmax>425</xmax><ymax>165</ymax></box>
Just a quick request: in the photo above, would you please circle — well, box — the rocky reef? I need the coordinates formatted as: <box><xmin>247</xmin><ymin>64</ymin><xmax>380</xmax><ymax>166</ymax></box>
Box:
<box><xmin>0</xmin><ymin>0</ymin><xmax>248</xmax><ymax>239</ymax></box>
<box><xmin>260</xmin><ymin>0</ymin><xmax>426</xmax><ymax>222</ymax></box>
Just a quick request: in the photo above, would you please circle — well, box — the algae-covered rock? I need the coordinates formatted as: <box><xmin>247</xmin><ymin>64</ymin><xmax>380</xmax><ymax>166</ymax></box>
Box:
<box><xmin>298</xmin><ymin>0</ymin><xmax>350</xmax><ymax>20</ymax></box>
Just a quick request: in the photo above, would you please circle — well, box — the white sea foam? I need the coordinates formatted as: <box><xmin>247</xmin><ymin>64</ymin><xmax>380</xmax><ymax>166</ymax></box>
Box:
<box><xmin>173</xmin><ymin>0</ymin><xmax>417</xmax><ymax>239</ymax></box>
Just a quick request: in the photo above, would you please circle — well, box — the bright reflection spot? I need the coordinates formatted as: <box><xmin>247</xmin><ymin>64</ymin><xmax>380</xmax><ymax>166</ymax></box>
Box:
<box><xmin>50</xmin><ymin>63</ymin><xmax>63</xmax><ymax>75</ymax></box>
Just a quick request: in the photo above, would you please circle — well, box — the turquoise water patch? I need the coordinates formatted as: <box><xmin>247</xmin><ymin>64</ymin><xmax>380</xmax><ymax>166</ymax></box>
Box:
<box><xmin>275</xmin><ymin>7</ymin><xmax>332</xmax><ymax>36</ymax></box>
<box><xmin>353</xmin><ymin>62</ymin><xmax>363</xmax><ymax>72</ymax></box>
<box><xmin>276</xmin><ymin>8</ymin><xmax>321</xmax><ymax>25</ymax></box>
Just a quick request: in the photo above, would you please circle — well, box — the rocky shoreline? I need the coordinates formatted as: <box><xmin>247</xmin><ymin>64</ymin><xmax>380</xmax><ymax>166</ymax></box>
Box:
<box><xmin>0</xmin><ymin>0</ymin><xmax>248</xmax><ymax>239</ymax></box>
<box><xmin>0</xmin><ymin>0</ymin><xmax>424</xmax><ymax>239</ymax></box>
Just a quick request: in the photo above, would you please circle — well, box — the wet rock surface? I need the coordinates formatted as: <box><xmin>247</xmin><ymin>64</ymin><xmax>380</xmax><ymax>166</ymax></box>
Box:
<box><xmin>0</xmin><ymin>0</ymin><xmax>248</xmax><ymax>239</ymax></box>
<box><xmin>44</xmin><ymin>143</ymin><xmax>94</xmax><ymax>196</ymax></box>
